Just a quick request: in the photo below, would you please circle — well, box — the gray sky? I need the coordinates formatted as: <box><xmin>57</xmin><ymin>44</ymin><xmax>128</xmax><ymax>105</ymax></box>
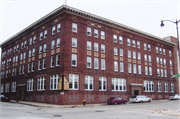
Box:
<box><xmin>0</xmin><ymin>0</ymin><xmax>180</xmax><ymax>45</ymax></box>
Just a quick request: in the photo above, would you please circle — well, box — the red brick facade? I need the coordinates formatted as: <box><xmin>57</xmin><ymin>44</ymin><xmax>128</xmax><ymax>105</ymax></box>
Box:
<box><xmin>0</xmin><ymin>5</ymin><xmax>179</xmax><ymax>105</ymax></box>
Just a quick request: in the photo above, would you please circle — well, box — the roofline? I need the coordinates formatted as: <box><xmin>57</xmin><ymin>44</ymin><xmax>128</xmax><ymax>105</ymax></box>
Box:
<box><xmin>0</xmin><ymin>5</ymin><xmax>176</xmax><ymax>47</ymax></box>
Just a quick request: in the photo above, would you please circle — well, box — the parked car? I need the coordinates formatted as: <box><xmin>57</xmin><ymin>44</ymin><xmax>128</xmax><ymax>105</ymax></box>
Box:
<box><xmin>129</xmin><ymin>95</ymin><xmax>152</xmax><ymax>103</ymax></box>
<box><xmin>169</xmin><ymin>94</ymin><xmax>180</xmax><ymax>100</ymax></box>
<box><xmin>0</xmin><ymin>95</ymin><xmax>10</xmax><ymax>102</ymax></box>
<box><xmin>107</xmin><ymin>97</ymin><xmax>127</xmax><ymax>105</ymax></box>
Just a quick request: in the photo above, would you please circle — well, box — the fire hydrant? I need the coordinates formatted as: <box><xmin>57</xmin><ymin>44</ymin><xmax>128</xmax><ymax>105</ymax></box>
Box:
<box><xmin>83</xmin><ymin>99</ymin><xmax>86</xmax><ymax>106</ymax></box>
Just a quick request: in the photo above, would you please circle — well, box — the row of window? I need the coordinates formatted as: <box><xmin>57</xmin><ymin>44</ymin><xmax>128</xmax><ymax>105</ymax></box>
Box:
<box><xmin>1</xmin><ymin>76</ymin><xmax>175</xmax><ymax>93</ymax></box>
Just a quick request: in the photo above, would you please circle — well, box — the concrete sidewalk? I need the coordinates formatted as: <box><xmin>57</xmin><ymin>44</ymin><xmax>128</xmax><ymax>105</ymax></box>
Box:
<box><xmin>10</xmin><ymin>100</ymin><xmax>104</xmax><ymax>108</ymax></box>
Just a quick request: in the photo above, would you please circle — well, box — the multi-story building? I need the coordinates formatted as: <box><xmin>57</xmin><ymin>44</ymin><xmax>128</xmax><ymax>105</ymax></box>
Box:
<box><xmin>0</xmin><ymin>5</ymin><xmax>179</xmax><ymax>105</ymax></box>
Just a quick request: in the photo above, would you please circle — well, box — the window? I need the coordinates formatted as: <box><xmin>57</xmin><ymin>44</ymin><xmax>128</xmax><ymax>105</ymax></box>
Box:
<box><xmin>16</xmin><ymin>45</ymin><xmax>19</xmax><ymax>51</ymax></box>
<box><xmin>20</xmin><ymin>53</ymin><xmax>23</xmax><ymax>60</ymax></box>
<box><xmin>99</xmin><ymin>77</ymin><xmax>107</xmax><ymax>91</ymax></box>
<box><xmin>72</xmin><ymin>38</ymin><xmax>77</xmax><ymax>47</ymax></box>
<box><xmin>157</xmin><ymin>81</ymin><xmax>162</xmax><ymax>92</ymax></box>
<box><xmin>52</xmin><ymin>26</ymin><xmax>56</xmax><ymax>35</ymax></box>
<box><xmin>128</xmin><ymin>50</ymin><xmax>131</xmax><ymax>58</ymax></box>
<box><xmin>21</xmin><ymin>42</ymin><xmax>24</xmax><ymax>49</ymax></box>
<box><xmin>23</xmin><ymin>52</ymin><xmax>26</xmax><ymax>59</ymax></box>
<box><xmin>157</xmin><ymin>57</ymin><xmax>159</xmax><ymax>64</ymax></box>
<box><xmin>40</xmin><ymin>32</ymin><xmax>43</xmax><ymax>40</ymax></box>
<box><xmin>138</xmin><ymin>65</ymin><xmax>141</xmax><ymax>74</ymax></box>
<box><xmin>169</xmin><ymin>51</ymin><xmax>172</xmax><ymax>57</ymax></box>
<box><xmin>144</xmin><ymin>80</ymin><xmax>154</xmax><ymax>92</ymax></box>
<box><xmin>101</xmin><ymin>59</ymin><xmax>105</xmax><ymax>70</ymax></box>
<box><xmin>149</xmin><ymin>55</ymin><xmax>151</xmax><ymax>62</ymax></box>
<box><xmin>133</xmin><ymin>64</ymin><xmax>137</xmax><ymax>74</ymax></box>
<box><xmin>32</xmin><ymin>48</ymin><xmax>35</xmax><ymax>56</ymax></box>
<box><xmin>138</xmin><ymin>52</ymin><xmax>141</xmax><ymax>60</ymax></box>
<box><xmin>94</xmin><ymin>29</ymin><xmax>98</xmax><ymax>38</ymax></box>
<box><xmin>157</xmin><ymin>68</ymin><xmax>160</xmax><ymax>77</ymax></box>
<box><xmin>144</xmin><ymin>54</ymin><xmax>147</xmax><ymax>61</ymax></box>
<box><xmin>119</xmin><ymin>36</ymin><xmax>123</xmax><ymax>44</ymax></box>
<box><xmin>164</xmin><ymin>69</ymin><xmax>167</xmax><ymax>77</ymax></box>
<box><xmin>149</xmin><ymin>67</ymin><xmax>152</xmax><ymax>76</ymax></box>
<box><xmin>159</xmin><ymin>48</ymin><xmax>162</xmax><ymax>54</ymax></box>
<box><xmin>72</xmin><ymin>54</ymin><xmax>77</xmax><ymax>66</ymax></box>
<box><xmin>94</xmin><ymin>58</ymin><xmax>99</xmax><ymax>69</ymax></box>
<box><xmin>111</xmin><ymin>78</ymin><xmax>126</xmax><ymax>91</ymax></box>
<box><xmin>85</xmin><ymin>75</ymin><xmax>94</xmax><ymax>90</ymax></box>
<box><xmin>24</xmin><ymin>41</ymin><xmax>27</xmax><ymax>47</ymax></box>
<box><xmin>148</xmin><ymin>44</ymin><xmax>151</xmax><ymax>51</ymax></box>
<box><xmin>38</xmin><ymin>60</ymin><xmax>42</xmax><ymax>70</ymax></box>
<box><xmin>113</xmin><ymin>35</ymin><xmax>117</xmax><ymax>43</ymax></box>
<box><xmin>56</xmin><ymin>54</ymin><xmax>60</xmax><ymax>66</ymax></box>
<box><xmin>69</xmin><ymin>74</ymin><xmax>79</xmax><ymax>90</ymax></box>
<box><xmin>120</xmin><ymin>62</ymin><xmax>124</xmax><ymax>72</ymax></box>
<box><xmin>28</xmin><ymin>63</ymin><xmax>31</xmax><ymax>73</ymax></box>
<box><xmin>33</xmin><ymin>36</ymin><xmax>36</xmax><ymax>44</ymax></box>
<box><xmin>87</xmin><ymin>41</ymin><xmax>92</xmax><ymax>50</ymax></box>
<box><xmin>120</xmin><ymin>48</ymin><xmax>123</xmax><ymax>56</ymax></box>
<box><xmin>57</xmin><ymin>38</ymin><xmax>60</xmax><ymax>47</ymax></box>
<box><xmin>37</xmin><ymin>77</ymin><xmax>46</xmax><ymax>91</ymax></box>
<box><xmin>11</xmin><ymin>82</ymin><xmax>16</xmax><ymax>92</ymax></box>
<box><xmin>51</xmin><ymin>40</ymin><xmax>55</xmax><ymax>49</ymax></box>
<box><xmin>127</xmin><ymin>38</ymin><xmax>131</xmax><ymax>46</ymax></box>
<box><xmin>145</xmin><ymin>66</ymin><xmax>148</xmax><ymax>75</ymax></box>
<box><xmin>137</xmin><ymin>41</ymin><xmax>140</xmax><ymax>49</ymax></box>
<box><xmin>87</xmin><ymin>27</ymin><xmax>91</xmax><ymax>36</ymax></box>
<box><xmin>39</xmin><ymin>45</ymin><xmax>42</xmax><ymax>54</ymax></box>
<box><xmin>87</xmin><ymin>57</ymin><xmax>92</xmax><ymax>68</ymax></box>
<box><xmin>19</xmin><ymin>65</ymin><xmax>22</xmax><ymax>74</ymax></box>
<box><xmin>161</xmin><ymin>69</ymin><xmax>164</xmax><ymax>77</ymax></box>
<box><xmin>101</xmin><ymin>31</ymin><xmax>105</xmax><ymax>39</ymax></box>
<box><xmin>132</xmin><ymin>40</ymin><xmax>136</xmax><ymax>47</ymax></box>
<box><xmin>43</xmin><ymin>44</ymin><xmax>47</xmax><ymax>53</ymax></box>
<box><xmin>5</xmin><ymin>83</ymin><xmax>10</xmax><ymax>92</ymax></box>
<box><xmin>51</xmin><ymin>56</ymin><xmax>55</xmax><ymax>67</ymax></box>
<box><xmin>133</xmin><ymin>51</ymin><xmax>136</xmax><ymax>59</ymax></box>
<box><xmin>170</xmin><ymin>60</ymin><xmax>172</xmax><ymax>66</ymax></box>
<box><xmin>144</xmin><ymin>43</ymin><xmax>147</xmax><ymax>50</ymax></box>
<box><xmin>57</xmin><ymin>23</ymin><xmax>61</xmax><ymax>32</ymax></box>
<box><xmin>170</xmin><ymin>83</ymin><xmax>175</xmax><ymax>92</ymax></box>
<box><xmin>1</xmin><ymin>84</ymin><xmax>4</xmax><ymax>93</ymax></box>
<box><xmin>27</xmin><ymin>79</ymin><xmax>34</xmax><ymax>91</ymax></box>
<box><xmin>156</xmin><ymin>47</ymin><xmax>159</xmax><ymax>53</ymax></box>
<box><xmin>114</xmin><ymin>61</ymin><xmax>118</xmax><ymax>72</ymax></box>
<box><xmin>128</xmin><ymin>63</ymin><xmax>132</xmax><ymax>73</ymax></box>
<box><xmin>44</xmin><ymin>30</ymin><xmax>47</xmax><ymax>38</ymax></box>
<box><xmin>31</xmin><ymin>62</ymin><xmax>34</xmax><ymax>72</ymax></box>
<box><xmin>50</xmin><ymin>74</ymin><xmax>59</xmax><ymax>90</ymax></box>
<box><xmin>163</xmin><ymin>49</ymin><xmax>166</xmax><ymax>55</ymax></box>
<box><xmin>72</xmin><ymin>23</ymin><xmax>77</xmax><ymax>33</ymax></box>
<box><xmin>171</xmin><ymin>70</ymin><xmax>173</xmax><ymax>77</ymax></box>
<box><xmin>29</xmin><ymin>38</ymin><xmax>32</xmax><ymax>45</ymax></box>
<box><xmin>164</xmin><ymin>59</ymin><xmax>166</xmax><ymax>65</ymax></box>
<box><xmin>16</xmin><ymin>55</ymin><xmax>18</xmax><ymax>62</ymax></box>
<box><xmin>164</xmin><ymin>82</ymin><xmax>168</xmax><ymax>92</ymax></box>
<box><xmin>114</xmin><ymin>47</ymin><xmax>118</xmax><ymax>55</ymax></box>
<box><xmin>101</xmin><ymin>44</ymin><xmax>105</xmax><ymax>53</ymax></box>
<box><xmin>94</xmin><ymin>43</ymin><xmax>99</xmax><ymax>51</ymax></box>
<box><xmin>43</xmin><ymin>59</ymin><xmax>46</xmax><ymax>69</ymax></box>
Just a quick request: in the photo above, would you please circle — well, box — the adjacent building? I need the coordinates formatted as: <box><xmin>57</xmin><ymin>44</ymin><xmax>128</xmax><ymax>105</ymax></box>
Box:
<box><xmin>0</xmin><ymin>5</ymin><xmax>179</xmax><ymax>105</ymax></box>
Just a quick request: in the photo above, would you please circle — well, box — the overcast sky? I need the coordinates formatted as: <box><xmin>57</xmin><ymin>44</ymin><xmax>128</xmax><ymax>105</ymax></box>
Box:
<box><xmin>0</xmin><ymin>0</ymin><xmax>180</xmax><ymax>45</ymax></box>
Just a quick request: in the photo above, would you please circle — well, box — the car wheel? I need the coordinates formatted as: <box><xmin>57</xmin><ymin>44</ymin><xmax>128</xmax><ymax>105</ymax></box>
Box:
<box><xmin>115</xmin><ymin>102</ymin><xmax>117</xmax><ymax>105</ymax></box>
<box><xmin>123</xmin><ymin>101</ymin><xmax>127</xmax><ymax>104</ymax></box>
<box><xmin>140</xmin><ymin>100</ymin><xmax>143</xmax><ymax>103</ymax></box>
<box><xmin>148</xmin><ymin>99</ymin><xmax>151</xmax><ymax>102</ymax></box>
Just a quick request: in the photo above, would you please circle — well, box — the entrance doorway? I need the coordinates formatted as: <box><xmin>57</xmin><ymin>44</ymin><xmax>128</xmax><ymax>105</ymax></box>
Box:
<box><xmin>134</xmin><ymin>90</ymin><xmax>139</xmax><ymax>95</ymax></box>
<box><xmin>18</xmin><ymin>90</ymin><xmax>22</xmax><ymax>100</ymax></box>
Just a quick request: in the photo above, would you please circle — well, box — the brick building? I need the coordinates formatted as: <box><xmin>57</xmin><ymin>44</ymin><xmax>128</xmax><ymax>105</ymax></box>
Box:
<box><xmin>0</xmin><ymin>5</ymin><xmax>179</xmax><ymax>105</ymax></box>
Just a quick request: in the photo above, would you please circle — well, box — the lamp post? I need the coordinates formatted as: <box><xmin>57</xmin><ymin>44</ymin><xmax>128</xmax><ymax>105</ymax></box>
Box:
<box><xmin>160</xmin><ymin>19</ymin><xmax>180</xmax><ymax>73</ymax></box>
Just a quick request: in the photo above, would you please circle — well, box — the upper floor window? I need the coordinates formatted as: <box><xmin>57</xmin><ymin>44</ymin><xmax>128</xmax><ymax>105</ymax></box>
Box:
<box><xmin>148</xmin><ymin>55</ymin><xmax>151</xmax><ymax>62</ymax></box>
<box><xmin>52</xmin><ymin>26</ymin><xmax>56</xmax><ymax>35</ymax></box>
<box><xmin>33</xmin><ymin>36</ymin><xmax>36</xmax><ymax>44</ymax></box>
<box><xmin>144</xmin><ymin>43</ymin><xmax>147</xmax><ymax>50</ymax></box>
<box><xmin>87</xmin><ymin>57</ymin><xmax>92</xmax><ymax>68</ymax></box>
<box><xmin>57</xmin><ymin>23</ymin><xmax>61</xmax><ymax>33</ymax></box>
<box><xmin>57</xmin><ymin>38</ymin><xmax>60</xmax><ymax>47</ymax></box>
<box><xmin>132</xmin><ymin>40</ymin><xmax>136</xmax><ymax>47</ymax></box>
<box><xmin>43</xmin><ymin>44</ymin><xmax>47</xmax><ymax>53</ymax></box>
<box><xmin>85</xmin><ymin>75</ymin><xmax>94</xmax><ymax>90</ymax></box>
<box><xmin>72</xmin><ymin>38</ymin><xmax>77</xmax><ymax>47</ymax></box>
<box><xmin>169</xmin><ymin>51</ymin><xmax>172</xmax><ymax>57</ymax></box>
<box><xmin>133</xmin><ymin>51</ymin><xmax>136</xmax><ymax>59</ymax></box>
<box><xmin>137</xmin><ymin>41</ymin><xmax>140</xmax><ymax>49</ymax></box>
<box><xmin>44</xmin><ymin>30</ymin><xmax>47</xmax><ymax>39</ymax></box>
<box><xmin>113</xmin><ymin>35</ymin><xmax>117</xmax><ymax>43</ymax></box>
<box><xmin>148</xmin><ymin>44</ymin><xmax>151</xmax><ymax>51</ymax></box>
<box><xmin>128</xmin><ymin>50</ymin><xmax>131</xmax><ymax>58</ymax></box>
<box><xmin>29</xmin><ymin>38</ymin><xmax>32</xmax><ymax>45</ymax></box>
<box><xmin>114</xmin><ymin>47</ymin><xmax>118</xmax><ymax>55</ymax></box>
<box><xmin>87</xmin><ymin>41</ymin><xmax>92</xmax><ymax>50</ymax></box>
<box><xmin>119</xmin><ymin>36</ymin><xmax>123</xmax><ymax>44</ymax></box>
<box><xmin>111</xmin><ymin>78</ymin><xmax>126</xmax><ymax>91</ymax></box>
<box><xmin>101</xmin><ymin>31</ymin><xmax>105</xmax><ymax>39</ymax></box>
<box><xmin>127</xmin><ymin>38</ymin><xmax>131</xmax><ymax>46</ymax></box>
<box><xmin>72</xmin><ymin>54</ymin><xmax>77</xmax><ymax>66</ymax></box>
<box><xmin>101</xmin><ymin>44</ymin><xmax>105</xmax><ymax>53</ymax></box>
<box><xmin>156</xmin><ymin>47</ymin><xmax>159</xmax><ymax>53</ymax></box>
<box><xmin>87</xmin><ymin>27</ymin><xmax>91</xmax><ymax>36</ymax></box>
<box><xmin>159</xmin><ymin>48</ymin><xmax>162</xmax><ymax>54</ymax></box>
<box><xmin>99</xmin><ymin>77</ymin><xmax>107</xmax><ymax>91</ymax></box>
<box><xmin>72</xmin><ymin>23</ymin><xmax>77</xmax><ymax>33</ymax></box>
<box><xmin>94</xmin><ymin>43</ymin><xmax>98</xmax><ymax>51</ymax></box>
<box><xmin>39</xmin><ymin>45</ymin><xmax>42</xmax><ymax>54</ymax></box>
<box><xmin>40</xmin><ymin>32</ymin><xmax>43</xmax><ymax>40</ymax></box>
<box><xmin>120</xmin><ymin>48</ymin><xmax>123</xmax><ymax>56</ymax></box>
<box><xmin>101</xmin><ymin>59</ymin><xmax>105</xmax><ymax>70</ymax></box>
<box><xmin>51</xmin><ymin>40</ymin><xmax>55</xmax><ymax>49</ymax></box>
<box><xmin>138</xmin><ymin>52</ymin><xmax>141</xmax><ymax>60</ymax></box>
<box><xmin>163</xmin><ymin>49</ymin><xmax>166</xmax><ymax>55</ymax></box>
<box><xmin>144</xmin><ymin>80</ymin><xmax>154</xmax><ymax>92</ymax></box>
<box><xmin>69</xmin><ymin>74</ymin><xmax>79</xmax><ymax>90</ymax></box>
<box><xmin>94</xmin><ymin>29</ymin><xmax>98</xmax><ymax>38</ymax></box>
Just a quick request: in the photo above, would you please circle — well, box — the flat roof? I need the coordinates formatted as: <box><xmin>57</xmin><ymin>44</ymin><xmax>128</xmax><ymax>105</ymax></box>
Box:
<box><xmin>0</xmin><ymin>5</ymin><xmax>176</xmax><ymax>47</ymax></box>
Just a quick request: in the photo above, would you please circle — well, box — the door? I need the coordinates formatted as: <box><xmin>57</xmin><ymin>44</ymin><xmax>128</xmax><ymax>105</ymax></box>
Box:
<box><xmin>18</xmin><ymin>90</ymin><xmax>22</xmax><ymax>100</ymax></box>
<box><xmin>134</xmin><ymin>90</ymin><xmax>139</xmax><ymax>95</ymax></box>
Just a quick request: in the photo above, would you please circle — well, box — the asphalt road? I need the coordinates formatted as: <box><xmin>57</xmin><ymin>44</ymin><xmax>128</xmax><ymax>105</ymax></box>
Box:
<box><xmin>0</xmin><ymin>100</ymin><xmax>180</xmax><ymax>119</ymax></box>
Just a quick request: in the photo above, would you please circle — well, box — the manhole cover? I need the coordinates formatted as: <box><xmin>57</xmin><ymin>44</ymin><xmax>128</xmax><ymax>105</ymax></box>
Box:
<box><xmin>53</xmin><ymin>115</ymin><xmax>63</xmax><ymax>117</ymax></box>
<box><xmin>95</xmin><ymin>110</ymin><xmax>104</xmax><ymax>112</ymax></box>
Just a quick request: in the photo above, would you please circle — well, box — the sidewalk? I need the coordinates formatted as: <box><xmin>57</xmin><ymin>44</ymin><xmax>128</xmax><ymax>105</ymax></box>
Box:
<box><xmin>10</xmin><ymin>100</ymin><xmax>104</xmax><ymax>108</ymax></box>
<box><xmin>160</xmin><ymin>109</ymin><xmax>180</xmax><ymax>117</ymax></box>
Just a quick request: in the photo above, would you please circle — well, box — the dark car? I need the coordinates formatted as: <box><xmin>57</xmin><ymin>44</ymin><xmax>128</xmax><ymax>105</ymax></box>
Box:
<box><xmin>107</xmin><ymin>97</ymin><xmax>127</xmax><ymax>105</ymax></box>
<box><xmin>0</xmin><ymin>95</ymin><xmax>10</xmax><ymax>102</ymax></box>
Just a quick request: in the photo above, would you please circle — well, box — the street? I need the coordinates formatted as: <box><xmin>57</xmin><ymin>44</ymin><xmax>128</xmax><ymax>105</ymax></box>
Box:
<box><xmin>0</xmin><ymin>100</ymin><xmax>180</xmax><ymax>119</ymax></box>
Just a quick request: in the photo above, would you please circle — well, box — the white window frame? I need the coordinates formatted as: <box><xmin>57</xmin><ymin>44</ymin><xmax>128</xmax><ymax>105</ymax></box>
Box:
<box><xmin>128</xmin><ymin>50</ymin><xmax>131</xmax><ymax>58</ymax></box>
<box><xmin>114</xmin><ymin>61</ymin><xmax>118</xmax><ymax>72</ymax></box>
<box><xmin>56</xmin><ymin>54</ymin><xmax>60</xmax><ymax>67</ymax></box>
<box><xmin>99</xmin><ymin>77</ymin><xmax>107</xmax><ymax>91</ymax></box>
<box><xmin>138</xmin><ymin>65</ymin><xmax>141</xmax><ymax>74</ymax></box>
<box><xmin>170</xmin><ymin>83</ymin><xmax>175</xmax><ymax>92</ymax></box>
<box><xmin>94</xmin><ymin>29</ymin><xmax>98</xmax><ymax>38</ymax></box>
<box><xmin>128</xmin><ymin>63</ymin><xmax>132</xmax><ymax>73</ymax></box>
<box><xmin>101</xmin><ymin>31</ymin><xmax>105</xmax><ymax>39</ymax></box>
<box><xmin>69</xmin><ymin>74</ymin><xmax>79</xmax><ymax>90</ymax></box>
<box><xmin>101</xmin><ymin>59</ymin><xmax>105</xmax><ymax>70</ymax></box>
<box><xmin>145</xmin><ymin>66</ymin><xmax>148</xmax><ymax>75</ymax></box>
<box><xmin>57</xmin><ymin>38</ymin><xmax>60</xmax><ymax>48</ymax></box>
<box><xmin>87</xmin><ymin>41</ymin><xmax>92</xmax><ymax>50</ymax></box>
<box><xmin>44</xmin><ymin>30</ymin><xmax>47</xmax><ymax>39</ymax></box>
<box><xmin>27</xmin><ymin>79</ymin><xmax>34</xmax><ymax>91</ymax></box>
<box><xmin>51</xmin><ymin>56</ymin><xmax>55</xmax><ymax>68</ymax></box>
<box><xmin>120</xmin><ymin>62</ymin><xmax>124</xmax><ymax>72</ymax></box>
<box><xmin>164</xmin><ymin>82</ymin><xmax>168</xmax><ymax>92</ymax></box>
<box><xmin>85</xmin><ymin>75</ymin><xmax>94</xmax><ymax>90</ymax></box>
<box><xmin>72</xmin><ymin>54</ymin><xmax>77</xmax><ymax>66</ymax></box>
<box><xmin>87</xmin><ymin>27</ymin><xmax>91</xmax><ymax>36</ymax></box>
<box><xmin>127</xmin><ymin>38</ymin><xmax>131</xmax><ymax>46</ymax></box>
<box><xmin>120</xmin><ymin>48</ymin><xmax>123</xmax><ymax>56</ymax></box>
<box><xmin>119</xmin><ymin>36</ymin><xmax>123</xmax><ymax>44</ymax></box>
<box><xmin>57</xmin><ymin>23</ymin><xmax>61</xmax><ymax>33</ymax></box>
<box><xmin>157</xmin><ymin>81</ymin><xmax>162</xmax><ymax>92</ymax></box>
<box><xmin>51</xmin><ymin>40</ymin><xmax>55</xmax><ymax>49</ymax></box>
<box><xmin>111</xmin><ymin>78</ymin><xmax>126</xmax><ymax>91</ymax></box>
<box><xmin>72</xmin><ymin>23</ymin><xmax>77</xmax><ymax>33</ymax></box>
<box><xmin>94</xmin><ymin>58</ymin><xmax>99</xmax><ymax>69</ymax></box>
<box><xmin>156</xmin><ymin>47</ymin><xmax>159</xmax><ymax>53</ymax></box>
<box><xmin>37</xmin><ymin>77</ymin><xmax>46</xmax><ymax>91</ymax></box>
<box><xmin>144</xmin><ymin>80</ymin><xmax>154</xmax><ymax>92</ymax></box>
<box><xmin>42</xmin><ymin>59</ymin><xmax>46</xmax><ymax>69</ymax></box>
<box><xmin>157</xmin><ymin>68</ymin><xmax>160</xmax><ymax>77</ymax></box>
<box><xmin>149</xmin><ymin>67</ymin><xmax>152</xmax><ymax>76</ymax></box>
<box><xmin>133</xmin><ymin>51</ymin><xmax>136</xmax><ymax>59</ymax></box>
<box><xmin>94</xmin><ymin>43</ymin><xmax>99</xmax><ymax>51</ymax></box>
<box><xmin>40</xmin><ymin>32</ymin><xmax>43</xmax><ymax>40</ymax></box>
<box><xmin>113</xmin><ymin>34</ymin><xmax>117</xmax><ymax>43</ymax></box>
<box><xmin>50</xmin><ymin>74</ymin><xmax>59</xmax><ymax>90</ymax></box>
<box><xmin>137</xmin><ymin>41</ymin><xmax>140</xmax><ymax>49</ymax></box>
<box><xmin>138</xmin><ymin>52</ymin><xmax>141</xmax><ymax>60</ymax></box>
<box><xmin>148</xmin><ymin>44</ymin><xmax>151</xmax><ymax>51</ymax></box>
<box><xmin>132</xmin><ymin>40</ymin><xmax>136</xmax><ymax>47</ymax></box>
<box><xmin>144</xmin><ymin>43</ymin><xmax>147</xmax><ymax>50</ymax></box>
<box><xmin>101</xmin><ymin>44</ymin><xmax>105</xmax><ymax>53</ymax></box>
<box><xmin>114</xmin><ymin>47</ymin><xmax>118</xmax><ymax>55</ymax></box>
<box><xmin>87</xmin><ymin>57</ymin><xmax>92</xmax><ymax>68</ymax></box>
<box><xmin>52</xmin><ymin>26</ymin><xmax>56</xmax><ymax>35</ymax></box>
